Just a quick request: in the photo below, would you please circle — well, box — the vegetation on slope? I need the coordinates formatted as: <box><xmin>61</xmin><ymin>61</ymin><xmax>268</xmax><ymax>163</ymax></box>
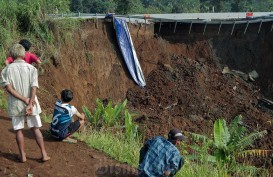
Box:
<box><xmin>0</xmin><ymin>0</ymin><xmax>71</xmax><ymax>68</ymax></box>
<box><xmin>77</xmin><ymin>101</ymin><xmax>270</xmax><ymax>177</ymax></box>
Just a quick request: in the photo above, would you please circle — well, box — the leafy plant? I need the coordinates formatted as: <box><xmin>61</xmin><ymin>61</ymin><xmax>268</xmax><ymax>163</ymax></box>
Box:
<box><xmin>101</xmin><ymin>98</ymin><xmax>127</xmax><ymax>127</ymax></box>
<box><xmin>82</xmin><ymin>98</ymin><xmax>128</xmax><ymax>128</ymax></box>
<box><xmin>82</xmin><ymin>105</ymin><xmax>94</xmax><ymax>124</ymax></box>
<box><xmin>82</xmin><ymin>99</ymin><xmax>139</xmax><ymax>141</ymax></box>
<box><xmin>187</xmin><ymin>115</ymin><xmax>270</xmax><ymax>176</ymax></box>
<box><xmin>124</xmin><ymin>109</ymin><xmax>138</xmax><ymax>140</ymax></box>
<box><xmin>82</xmin><ymin>99</ymin><xmax>103</xmax><ymax>128</ymax></box>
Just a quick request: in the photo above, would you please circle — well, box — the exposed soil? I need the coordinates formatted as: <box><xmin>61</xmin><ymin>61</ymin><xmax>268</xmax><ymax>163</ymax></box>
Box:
<box><xmin>1</xmin><ymin>19</ymin><xmax>273</xmax><ymax>175</ymax></box>
<box><xmin>0</xmin><ymin>110</ymin><xmax>137</xmax><ymax>177</ymax></box>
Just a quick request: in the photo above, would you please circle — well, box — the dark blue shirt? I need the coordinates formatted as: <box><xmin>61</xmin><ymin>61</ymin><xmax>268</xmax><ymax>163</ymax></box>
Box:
<box><xmin>50</xmin><ymin>100</ymin><xmax>77</xmax><ymax>139</ymax></box>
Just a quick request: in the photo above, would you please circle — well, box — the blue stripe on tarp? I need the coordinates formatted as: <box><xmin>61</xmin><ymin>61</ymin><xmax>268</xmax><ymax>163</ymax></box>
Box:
<box><xmin>114</xmin><ymin>17</ymin><xmax>146</xmax><ymax>87</ymax></box>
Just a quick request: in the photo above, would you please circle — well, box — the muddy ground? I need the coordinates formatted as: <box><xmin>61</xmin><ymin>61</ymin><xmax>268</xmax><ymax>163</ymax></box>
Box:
<box><xmin>1</xmin><ymin>19</ymin><xmax>273</xmax><ymax>175</ymax></box>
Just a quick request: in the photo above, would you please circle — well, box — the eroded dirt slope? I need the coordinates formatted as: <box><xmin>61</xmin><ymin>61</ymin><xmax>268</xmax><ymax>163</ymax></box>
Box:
<box><xmin>38</xmin><ymin>20</ymin><xmax>272</xmax><ymax>167</ymax></box>
<box><xmin>1</xmin><ymin>19</ymin><xmax>272</xmax><ymax>174</ymax></box>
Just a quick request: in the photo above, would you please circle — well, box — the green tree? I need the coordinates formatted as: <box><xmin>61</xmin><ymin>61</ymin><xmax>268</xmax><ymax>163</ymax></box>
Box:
<box><xmin>70</xmin><ymin>0</ymin><xmax>83</xmax><ymax>12</ymax></box>
<box><xmin>231</xmin><ymin>0</ymin><xmax>252</xmax><ymax>12</ymax></box>
<box><xmin>115</xmin><ymin>0</ymin><xmax>144</xmax><ymax>14</ymax></box>
<box><xmin>141</xmin><ymin>0</ymin><xmax>172</xmax><ymax>13</ymax></box>
<box><xmin>251</xmin><ymin>0</ymin><xmax>273</xmax><ymax>11</ymax></box>
<box><xmin>199</xmin><ymin>0</ymin><xmax>232</xmax><ymax>12</ymax></box>
<box><xmin>82</xmin><ymin>0</ymin><xmax>116</xmax><ymax>13</ymax></box>
<box><xmin>211</xmin><ymin>0</ymin><xmax>225</xmax><ymax>12</ymax></box>
<box><xmin>171</xmin><ymin>0</ymin><xmax>200</xmax><ymax>13</ymax></box>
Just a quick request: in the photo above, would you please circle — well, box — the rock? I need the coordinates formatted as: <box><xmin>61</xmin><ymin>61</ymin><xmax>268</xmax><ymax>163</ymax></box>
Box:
<box><xmin>163</xmin><ymin>64</ymin><xmax>174</xmax><ymax>73</ymax></box>
<box><xmin>222</xmin><ymin>66</ymin><xmax>231</xmax><ymax>74</ymax></box>
<box><xmin>189</xmin><ymin>114</ymin><xmax>203</xmax><ymax>121</ymax></box>
<box><xmin>248</xmin><ymin>70</ymin><xmax>259</xmax><ymax>82</ymax></box>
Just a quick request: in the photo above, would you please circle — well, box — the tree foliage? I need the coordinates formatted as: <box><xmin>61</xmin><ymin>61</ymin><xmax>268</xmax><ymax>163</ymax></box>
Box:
<box><xmin>114</xmin><ymin>0</ymin><xmax>144</xmax><ymax>14</ymax></box>
<box><xmin>69</xmin><ymin>0</ymin><xmax>273</xmax><ymax>13</ymax></box>
<box><xmin>170</xmin><ymin>0</ymin><xmax>201</xmax><ymax>13</ymax></box>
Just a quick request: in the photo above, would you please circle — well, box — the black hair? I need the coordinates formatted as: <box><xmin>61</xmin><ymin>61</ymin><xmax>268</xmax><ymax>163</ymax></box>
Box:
<box><xmin>19</xmin><ymin>39</ymin><xmax>32</xmax><ymax>51</ymax></box>
<box><xmin>61</xmin><ymin>89</ymin><xmax>73</xmax><ymax>103</ymax></box>
<box><xmin>167</xmin><ymin>136</ymin><xmax>176</xmax><ymax>141</ymax></box>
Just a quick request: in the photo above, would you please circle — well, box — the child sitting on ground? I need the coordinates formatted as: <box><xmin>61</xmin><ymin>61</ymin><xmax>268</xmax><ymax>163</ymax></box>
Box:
<box><xmin>50</xmin><ymin>89</ymin><xmax>85</xmax><ymax>143</ymax></box>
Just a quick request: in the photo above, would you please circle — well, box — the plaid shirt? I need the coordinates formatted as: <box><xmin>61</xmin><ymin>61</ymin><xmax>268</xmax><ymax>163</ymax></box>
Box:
<box><xmin>139</xmin><ymin>136</ymin><xmax>184</xmax><ymax>177</ymax></box>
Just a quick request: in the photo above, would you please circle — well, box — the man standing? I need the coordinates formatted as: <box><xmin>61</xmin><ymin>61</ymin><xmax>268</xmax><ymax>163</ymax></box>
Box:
<box><xmin>0</xmin><ymin>44</ymin><xmax>50</xmax><ymax>162</ymax></box>
<box><xmin>138</xmin><ymin>128</ymin><xmax>185</xmax><ymax>177</ymax></box>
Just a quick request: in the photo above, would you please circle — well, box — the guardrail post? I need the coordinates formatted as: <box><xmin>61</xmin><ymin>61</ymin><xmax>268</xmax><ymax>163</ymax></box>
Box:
<box><xmin>61</xmin><ymin>13</ymin><xmax>63</xmax><ymax>17</ymax></box>
<box><xmin>159</xmin><ymin>19</ymin><xmax>162</xmax><ymax>33</ymax></box>
<box><xmin>78</xmin><ymin>12</ymin><xmax>80</xmax><ymax>17</ymax></box>
<box><xmin>189</xmin><ymin>21</ymin><xmax>193</xmax><ymax>34</ymax></box>
<box><xmin>258</xmin><ymin>20</ymin><xmax>263</xmax><ymax>34</ymax></box>
<box><xmin>244</xmin><ymin>21</ymin><xmax>250</xmax><ymax>35</ymax></box>
<box><xmin>218</xmin><ymin>22</ymin><xmax>222</xmax><ymax>35</ymax></box>
<box><xmin>203</xmin><ymin>22</ymin><xmax>207</xmax><ymax>35</ymax></box>
<box><xmin>173</xmin><ymin>21</ymin><xmax>177</xmax><ymax>33</ymax></box>
<box><xmin>231</xmin><ymin>22</ymin><xmax>236</xmax><ymax>35</ymax></box>
<box><xmin>145</xmin><ymin>18</ymin><xmax>147</xmax><ymax>31</ymax></box>
<box><xmin>95</xmin><ymin>13</ymin><xmax>98</xmax><ymax>29</ymax></box>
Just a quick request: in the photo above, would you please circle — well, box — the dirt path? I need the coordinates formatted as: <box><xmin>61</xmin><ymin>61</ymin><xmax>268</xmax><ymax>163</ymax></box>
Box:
<box><xmin>0</xmin><ymin>109</ymin><xmax>137</xmax><ymax>177</ymax></box>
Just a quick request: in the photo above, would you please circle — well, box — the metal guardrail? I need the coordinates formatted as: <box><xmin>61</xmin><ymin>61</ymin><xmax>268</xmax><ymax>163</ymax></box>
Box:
<box><xmin>48</xmin><ymin>12</ymin><xmax>273</xmax><ymax>34</ymax></box>
<box><xmin>48</xmin><ymin>12</ymin><xmax>273</xmax><ymax>25</ymax></box>
<box><xmin>48</xmin><ymin>12</ymin><xmax>273</xmax><ymax>20</ymax></box>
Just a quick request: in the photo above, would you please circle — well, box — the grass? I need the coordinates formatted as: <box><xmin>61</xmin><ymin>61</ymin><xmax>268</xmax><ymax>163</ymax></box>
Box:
<box><xmin>177</xmin><ymin>161</ymin><xmax>224</xmax><ymax>177</ymax></box>
<box><xmin>74</xmin><ymin>127</ymin><xmax>269</xmax><ymax>177</ymax></box>
<box><xmin>69</xmin><ymin>119</ymin><xmax>268</xmax><ymax>177</ymax></box>
<box><xmin>73</xmin><ymin>128</ymin><xmax>224</xmax><ymax>177</ymax></box>
<box><xmin>74</xmin><ymin>128</ymin><xmax>142</xmax><ymax>167</ymax></box>
<box><xmin>41</xmin><ymin>113</ymin><xmax>52</xmax><ymax>124</ymax></box>
<box><xmin>72</xmin><ymin>101</ymin><xmax>270</xmax><ymax>177</ymax></box>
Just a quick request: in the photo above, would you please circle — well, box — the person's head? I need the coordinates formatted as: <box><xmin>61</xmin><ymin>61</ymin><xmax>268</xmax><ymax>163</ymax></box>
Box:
<box><xmin>19</xmin><ymin>39</ymin><xmax>32</xmax><ymax>51</ymax></box>
<box><xmin>168</xmin><ymin>128</ymin><xmax>186</xmax><ymax>146</ymax></box>
<box><xmin>9</xmin><ymin>44</ymin><xmax>25</xmax><ymax>60</ymax></box>
<box><xmin>61</xmin><ymin>89</ymin><xmax>73</xmax><ymax>103</ymax></box>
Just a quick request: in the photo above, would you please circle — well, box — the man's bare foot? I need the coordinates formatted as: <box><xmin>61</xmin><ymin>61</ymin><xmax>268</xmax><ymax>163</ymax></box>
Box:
<box><xmin>62</xmin><ymin>137</ymin><xmax>77</xmax><ymax>144</ymax></box>
<box><xmin>41</xmin><ymin>156</ymin><xmax>51</xmax><ymax>162</ymax></box>
<box><xmin>18</xmin><ymin>153</ymin><xmax>27</xmax><ymax>163</ymax></box>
